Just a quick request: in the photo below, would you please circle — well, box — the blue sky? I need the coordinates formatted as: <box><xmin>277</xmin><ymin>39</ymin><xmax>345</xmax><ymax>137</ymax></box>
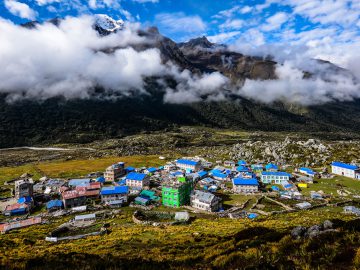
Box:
<box><xmin>0</xmin><ymin>0</ymin><xmax>359</xmax><ymax>70</ymax></box>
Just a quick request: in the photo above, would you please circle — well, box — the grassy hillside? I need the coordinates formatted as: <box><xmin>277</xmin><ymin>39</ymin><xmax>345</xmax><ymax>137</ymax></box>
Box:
<box><xmin>1</xmin><ymin>206</ymin><xmax>360</xmax><ymax>270</ymax></box>
<box><xmin>2</xmin><ymin>94</ymin><xmax>360</xmax><ymax>147</ymax></box>
<box><xmin>0</xmin><ymin>155</ymin><xmax>166</xmax><ymax>185</ymax></box>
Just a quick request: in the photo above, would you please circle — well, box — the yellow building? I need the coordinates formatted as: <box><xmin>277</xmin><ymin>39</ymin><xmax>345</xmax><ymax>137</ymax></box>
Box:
<box><xmin>298</xmin><ymin>183</ymin><xmax>308</xmax><ymax>188</ymax></box>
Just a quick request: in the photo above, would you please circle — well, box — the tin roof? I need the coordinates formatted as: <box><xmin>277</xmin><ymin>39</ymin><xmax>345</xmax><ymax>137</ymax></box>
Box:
<box><xmin>233</xmin><ymin>178</ymin><xmax>259</xmax><ymax>186</ymax></box>
<box><xmin>126</xmin><ymin>172</ymin><xmax>147</xmax><ymax>181</ymax></box>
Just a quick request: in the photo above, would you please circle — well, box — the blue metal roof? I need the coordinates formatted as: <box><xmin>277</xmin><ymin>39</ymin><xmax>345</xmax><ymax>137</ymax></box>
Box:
<box><xmin>147</xmin><ymin>167</ymin><xmax>157</xmax><ymax>173</ymax></box>
<box><xmin>17</xmin><ymin>196</ymin><xmax>32</xmax><ymax>204</ymax></box>
<box><xmin>238</xmin><ymin>160</ymin><xmax>247</xmax><ymax>165</ymax></box>
<box><xmin>236</xmin><ymin>165</ymin><xmax>249</xmax><ymax>172</ymax></box>
<box><xmin>69</xmin><ymin>179</ymin><xmax>91</xmax><ymax>187</ymax></box>
<box><xmin>126</xmin><ymin>172</ymin><xmax>147</xmax><ymax>181</ymax></box>
<box><xmin>265</xmin><ymin>163</ymin><xmax>278</xmax><ymax>170</ymax></box>
<box><xmin>248</xmin><ymin>213</ymin><xmax>258</xmax><ymax>219</ymax></box>
<box><xmin>299</xmin><ymin>167</ymin><xmax>315</xmax><ymax>174</ymax></box>
<box><xmin>101</xmin><ymin>186</ymin><xmax>129</xmax><ymax>195</ymax></box>
<box><xmin>96</xmin><ymin>176</ymin><xmax>105</xmax><ymax>183</ymax></box>
<box><xmin>211</xmin><ymin>172</ymin><xmax>227</xmax><ymax>178</ymax></box>
<box><xmin>176</xmin><ymin>159</ymin><xmax>199</xmax><ymax>166</ymax></box>
<box><xmin>233</xmin><ymin>178</ymin><xmax>259</xmax><ymax>186</ymax></box>
<box><xmin>197</xmin><ymin>171</ymin><xmax>208</xmax><ymax>177</ymax></box>
<box><xmin>10</xmin><ymin>208</ymin><xmax>28</xmax><ymax>215</ymax></box>
<box><xmin>262</xmin><ymin>171</ymin><xmax>291</xmax><ymax>177</ymax></box>
<box><xmin>331</xmin><ymin>162</ymin><xmax>358</xmax><ymax>170</ymax></box>
<box><xmin>46</xmin><ymin>199</ymin><xmax>63</xmax><ymax>209</ymax></box>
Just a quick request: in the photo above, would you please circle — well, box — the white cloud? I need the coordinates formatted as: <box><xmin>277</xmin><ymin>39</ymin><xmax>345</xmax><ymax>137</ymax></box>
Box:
<box><xmin>4</xmin><ymin>0</ymin><xmax>37</xmax><ymax>20</ymax></box>
<box><xmin>0</xmin><ymin>15</ymin><xmax>231</xmax><ymax>104</ymax></box>
<box><xmin>155</xmin><ymin>12</ymin><xmax>206</xmax><ymax>34</ymax></box>
<box><xmin>35</xmin><ymin>0</ymin><xmax>61</xmax><ymax>6</ymax></box>
<box><xmin>261</xmin><ymin>12</ymin><xmax>289</xmax><ymax>31</ymax></box>
<box><xmin>207</xmin><ymin>31</ymin><xmax>241</xmax><ymax>43</ymax></box>
<box><xmin>239</xmin><ymin>61</ymin><xmax>360</xmax><ymax>105</ymax></box>
<box><xmin>88</xmin><ymin>0</ymin><xmax>120</xmax><ymax>9</ymax></box>
<box><xmin>219</xmin><ymin>19</ymin><xmax>244</xmax><ymax>30</ymax></box>
<box><xmin>164</xmin><ymin>70</ymin><xmax>229</xmax><ymax>104</ymax></box>
<box><xmin>0</xmin><ymin>16</ymin><xmax>165</xmax><ymax>100</ymax></box>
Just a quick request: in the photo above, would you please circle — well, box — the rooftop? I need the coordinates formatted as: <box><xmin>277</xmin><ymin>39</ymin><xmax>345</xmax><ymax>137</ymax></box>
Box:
<box><xmin>126</xmin><ymin>172</ymin><xmax>147</xmax><ymax>181</ymax></box>
<box><xmin>331</xmin><ymin>161</ymin><xmax>359</xmax><ymax>170</ymax></box>
<box><xmin>262</xmin><ymin>171</ymin><xmax>291</xmax><ymax>177</ymax></box>
<box><xmin>101</xmin><ymin>186</ymin><xmax>129</xmax><ymax>195</ymax></box>
<box><xmin>176</xmin><ymin>159</ymin><xmax>199</xmax><ymax>166</ymax></box>
<box><xmin>192</xmin><ymin>190</ymin><xmax>217</xmax><ymax>204</ymax></box>
<box><xmin>233</xmin><ymin>178</ymin><xmax>259</xmax><ymax>186</ymax></box>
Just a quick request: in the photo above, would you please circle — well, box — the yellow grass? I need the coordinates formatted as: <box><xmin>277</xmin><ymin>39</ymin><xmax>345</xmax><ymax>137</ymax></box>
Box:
<box><xmin>0</xmin><ymin>155</ymin><xmax>165</xmax><ymax>184</ymax></box>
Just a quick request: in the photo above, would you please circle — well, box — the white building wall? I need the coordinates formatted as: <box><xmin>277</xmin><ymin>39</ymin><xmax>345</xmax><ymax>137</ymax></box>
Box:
<box><xmin>331</xmin><ymin>166</ymin><xmax>356</xmax><ymax>178</ymax></box>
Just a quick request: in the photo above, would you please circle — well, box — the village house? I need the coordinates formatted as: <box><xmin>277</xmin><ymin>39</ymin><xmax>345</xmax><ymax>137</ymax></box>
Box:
<box><xmin>14</xmin><ymin>179</ymin><xmax>33</xmax><ymax>199</ymax></box>
<box><xmin>265</xmin><ymin>163</ymin><xmax>278</xmax><ymax>172</ymax></box>
<box><xmin>236</xmin><ymin>165</ymin><xmax>250</xmax><ymax>173</ymax></box>
<box><xmin>46</xmin><ymin>199</ymin><xmax>63</xmax><ymax>212</ymax></box>
<box><xmin>164</xmin><ymin>163</ymin><xmax>176</xmax><ymax>171</ymax></box>
<box><xmin>0</xmin><ymin>217</ymin><xmax>42</xmax><ymax>233</ymax></box>
<box><xmin>209</xmin><ymin>168</ymin><xmax>229</xmax><ymax>181</ymax></box>
<box><xmin>75</xmin><ymin>213</ymin><xmax>96</xmax><ymax>222</ymax></box>
<box><xmin>125</xmin><ymin>172</ymin><xmax>150</xmax><ymax>190</ymax></box>
<box><xmin>44</xmin><ymin>179</ymin><xmax>66</xmax><ymax>194</ymax></box>
<box><xmin>232</xmin><ymin>178</ymin><xmax>259</xmax><ymax>193</ymax></box>
<box><xmin>299</xmin><ymin>167</ymin><xmax>316</xmax><ymax>177</ymax></box>
<box><xmin>162</xmin><ymin>176</ymin><xmax>193</xmax><ymax>207</ymax></box>
<box><xmin>145</xmin><ymin>167</ymin><xmax>158</xmax><ymax>174</ymax></box>
<box><xmin>224</xmin><ymin>160</ymin><xmax>236</xmax><ymax>167</ymax></box>
<box><xmin>104</xmin><ymin>162</ymin><xmax>126</xmax><ymax>182</ymax></box>
<box><xmin>3</xmin><ymin>196</ymin><xmax>33</xmax><ymax>216</ymax></box>
<box><xmin>251</xmin><ymin>164</ymin><xmax>264</xmax><ymax>175</ymax></box>
<box><xmin>100</xmin><ymin>186</ymin><xmax>129</xmax><ymax>207</ymax></box>
<box><xmin>175</xmin><ymin>159</ymin><xmax>201</xmax><ymax>172</ymax></box>
<box><xmin>344</xmin><ymin>206</ymin><xmax>360</xmax><ymax>215</ymax></box>
<box><xmin>261</xmin><ymin>171</ymin><xmax>291</xmax><ymax>184</ymax></box>
<box><xmin>238</xmin><ymin>160</ymin><xmax>247</xmax><ymax>165</ymax></box>
<box><xmin>190</xmin><ymin>190</ymin><xmax>221</xmax><ymax>212</ymax></box>
<box><xmin>134</xmin><ymin>190</ymin><xmax>160</xmax><ymax>206</ymax></box>
<box><xmin>331</xmin><ymin>162</ymin><xmax>360</xmax><ymax>179</ymax></box>
<box><xmin>61</xmin><ymin>182</ymin><xmax>101</xmax><ymax>208</ymax></box>
<box><xmin>68</xmin><ymin>178</ymin><xmax>91</xmax><ymax>187</ymax></box>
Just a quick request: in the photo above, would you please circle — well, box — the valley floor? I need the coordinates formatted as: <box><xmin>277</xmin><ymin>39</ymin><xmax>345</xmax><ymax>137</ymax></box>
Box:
<box><xmin>2</xmin><ymin>128</ymin><xmax>360</xmax><ymax>269</ymax></box>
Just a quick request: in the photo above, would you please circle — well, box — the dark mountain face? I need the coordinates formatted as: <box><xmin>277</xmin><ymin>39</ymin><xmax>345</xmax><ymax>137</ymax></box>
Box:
<box><xmin>2</xmin><ymin>91</ymin><xmax>360</xmax><ymax>148</ymax></box>
<box><xmin>0</xmin><ymin>17</ymin><xmax>358</xmax><ymax>147</ymax></box>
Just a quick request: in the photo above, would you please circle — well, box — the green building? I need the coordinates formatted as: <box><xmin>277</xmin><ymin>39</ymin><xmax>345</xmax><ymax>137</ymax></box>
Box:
<box><xmin>162</xmin><ymin>177</ymin><xmax>193</xmax><ymax>207</ymax></box>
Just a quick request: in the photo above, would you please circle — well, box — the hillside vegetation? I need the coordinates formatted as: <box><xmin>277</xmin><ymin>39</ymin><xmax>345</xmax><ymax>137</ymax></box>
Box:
<box><xmin>2</xmin><ymin>94</ymin><xmax>360</xmax><ymax>147</ymax></box>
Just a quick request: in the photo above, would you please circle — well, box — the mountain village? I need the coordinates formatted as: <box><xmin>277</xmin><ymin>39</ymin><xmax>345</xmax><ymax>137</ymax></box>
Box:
<box><xmin>1</xmin><ymin>155</ymin><xmax>360</xmax><ymax>238</ymax></box>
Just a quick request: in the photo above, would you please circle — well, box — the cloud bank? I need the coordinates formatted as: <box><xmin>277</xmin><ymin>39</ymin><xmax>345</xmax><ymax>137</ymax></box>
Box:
<box><xmin>0</xmin><ymin>16</ymin><xmax>166</xmax><ymax>100</ymax></box>
<box><xmin>0</xmin><ymin>16</ymin><xmax>228</xmax><ymax>103</ymax></box>
<box><xmin>239</xmin><ymin>61</ymin><xmax>360</xmax><ymax>105</ymax></box>
<box><xmin>0</xmin><ymin>15</ymin><xmax>359</xmax><ymax>106</ymax></box>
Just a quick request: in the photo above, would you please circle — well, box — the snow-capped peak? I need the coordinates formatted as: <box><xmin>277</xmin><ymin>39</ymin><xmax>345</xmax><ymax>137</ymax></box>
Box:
<box><xmin>93</xmin><ymin>14</ymin><xmax>124</xmax><ymax>33</ymax></box>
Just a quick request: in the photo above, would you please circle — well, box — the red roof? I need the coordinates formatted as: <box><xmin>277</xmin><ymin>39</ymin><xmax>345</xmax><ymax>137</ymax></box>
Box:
<box><xmin>0</xmin><ymin>217</ymin><xmax>42</xmax><ymax>232</ymax></box>
<box><xmin>62</xmin><ymin>188</ymin><xmax>99</xmax><ymax>200</ymax></box>
<box><xmin>4</xmin><ymin>203</ymin><xmax>29</xmax><ymax>211</ymax></box>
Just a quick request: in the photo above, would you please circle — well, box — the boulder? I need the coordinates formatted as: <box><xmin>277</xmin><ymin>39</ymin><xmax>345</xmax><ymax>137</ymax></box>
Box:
<box><xmin>322</xmin><ymin>220</ymin><xmax>333</xmax><ymax>230</ymax></box>
<box><xmin>291</xmin><ymin>226</ymin><xmax>307</xmax><ymax>239</ymax></box>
